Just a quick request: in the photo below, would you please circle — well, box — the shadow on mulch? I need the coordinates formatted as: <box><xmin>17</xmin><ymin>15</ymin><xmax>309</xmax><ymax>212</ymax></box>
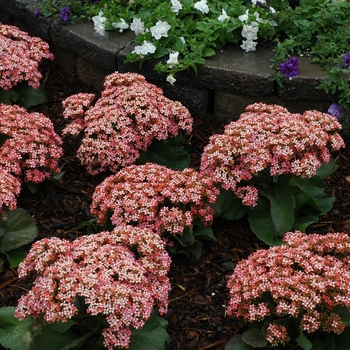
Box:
<box><xmin>1</xmin><ymin>60</ymin><xmax>350</xmax><ymax>350</ymax></box>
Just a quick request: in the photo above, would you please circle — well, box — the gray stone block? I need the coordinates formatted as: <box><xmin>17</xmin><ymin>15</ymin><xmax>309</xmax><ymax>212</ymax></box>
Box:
<box><xmin>0</xmin><ymin>0</ymin><xmax>35</xmax><ymax>20</ymax></box>
<box><xmin>25</xmin><ymin>2</ymin><xmax>52</xmax><ymax>41</ymax></box>
<box><xmin>50</xmin><ymin>20</ymin><xmax>135</xmax><ymax>71</ymax></box>
<box><xmin>0</xmin><ymin>9</ymin><xmax>14</xmax><ymax>24</ymax></box>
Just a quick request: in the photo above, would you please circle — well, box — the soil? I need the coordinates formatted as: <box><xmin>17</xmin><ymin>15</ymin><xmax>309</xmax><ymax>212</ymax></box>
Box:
<box><xmin>1</xmin><ymin>60</ymin><xmax>350</xmax><ymax>350</ymax></box>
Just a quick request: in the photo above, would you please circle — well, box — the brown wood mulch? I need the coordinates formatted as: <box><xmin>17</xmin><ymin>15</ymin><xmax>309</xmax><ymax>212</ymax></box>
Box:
<box><xmin>1</xmin><ymin>60</ymin><xmax>350</xmax><ymax>350</ymax></box>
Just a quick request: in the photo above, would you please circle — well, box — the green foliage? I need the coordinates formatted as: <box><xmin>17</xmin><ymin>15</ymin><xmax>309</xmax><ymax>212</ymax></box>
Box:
<box><xmin>0</xmin><ymin>307</ymin><xmax>170</xmax><ymax>350</ymax></box>
<box><xmin>0</xmin><ymin>83</ymin><xmax>47</xmax><ymax>108</ymax></box>
<box><xmin>216</xmin><ymin>160</ymin><xmax>338</xmax><ymax>246</ymax></box>
<box><xmin>0</xmin><ymin>208</ymin><xmax>38</xmax><ymax>272</ymax></box>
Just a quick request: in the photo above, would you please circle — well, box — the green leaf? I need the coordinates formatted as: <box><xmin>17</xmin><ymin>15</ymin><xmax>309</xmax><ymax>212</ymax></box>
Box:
<box><xmin>241</xmin><ymin>327</ymin><xmax>268</xmax><ymax>348</ymax></box>
<box><xmin>13</xmin><ymin>83</ymin><xmax>47</xmax><ymax>109</ymax></box>
<box><xmin>137</xmin><ymin>139</ymin><xmax>191</xmax><ymax>170</ymax></box>
<box><xmin>0</xmin><ymin>307</ymin><xmax>36</xmax><ymax>350</ymax></box>
<box><xmin>128</xmin><ymin>312</ymin><xmax>171</xmax><ymax>350</ymax></box>
<box><xmin>225</xmin><ymin>334</ymin><xmax>255</xmax><ymax>350</ymax></box>
<box><xmin>311</xmin><ymin>336</ymin><xmax>335</xmax><ymax>350</ymax></box>
<box><xmin>316</xmin><ymin>159</ymin><xmax>338</xmax><ymax>180</ymax></box>
<box><xmin>0</xmin><ymin>90</ymin><xmax>19</xmax><ymax>105</ymax></box>
<box><xmin>335</xmin><ymin>328</ymin><xmax>350</xmax><ymax>349</ymax></box>
<box><xmin>202</xmin><ymin>47</ymin><xmax>216</xmax><ymax>57</ymax></box>
<box><xmin>212</xmin><ymin>188</ymin><xmax>246</xmax><ymax>220</ymax></box>
<box><xmin>258</xmin><ymin>186</ymin><xmax>295</xmax><ymax>234</ymax></box>
<box><xmin>296</xmin><ymin>332</ymin><xmax>313</xmax><ymax>350</ymax></box>
<box><xmin>193</xmin><ymin>226</ymin><xmax>217</xmax><ymax>242</ymax></box>
<box><xmin>48</xmin><ymin>319</ymin><xmax>76</xmax><ymax>333</ymax></box>
<box><xmin>292</xmin><ymin>215</ymin><xmax>319</xmax><ymax>232</ymax></box>
<box><xmin>5</xmin><ymin>246</ymin><xmax>28</xmax><ymax>268</ymax></box>
<box><xmin>0</xmin><ymin>257</ymin><xmax>4</xmax><ymax>273</ymax></box>
<box><xmin>248</xmin><ymin>215</ymin><xmax>284</xmax><ymax>246</ymax></box>
<box><xmin>30</xmin><ymin>328</ymin><xmax>81</xmax><ymax>350</ymax></box>
<box><xmin>0</xmin><ymin>208</ymin><xmax>38</xmax><ymax>252</ymax></box>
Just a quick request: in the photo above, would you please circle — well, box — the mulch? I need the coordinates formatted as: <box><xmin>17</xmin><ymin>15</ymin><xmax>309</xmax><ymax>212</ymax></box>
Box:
<box><xmin>1</xmin><ymin>60</ymin><xmax>350</xmax><ymax>350</ymax></box>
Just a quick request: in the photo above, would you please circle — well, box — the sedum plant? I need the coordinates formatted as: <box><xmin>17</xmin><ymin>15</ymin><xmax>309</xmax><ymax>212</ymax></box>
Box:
<box><xmin>226</xmin><ymin>231</ymin><xmax>350</xmax><ymax>350</ymax></box>
<box><xmin>0</xmin><ymin>104</ymin><xmax>63</xmax><ymax>212</ymax></box>
<box><xmin>10</xmin><ymin>226</ymin><xmax>172</xmax><ymax>350</ymax></box>
<box><xmin>90</xmin><ymin>162</ymin><xmax>219</xmax><ymax>256</ymax></box>
<box><xmin>0</xmin><ymin>24</ymin><xmax>54</xmax><ymax>108</ymax></box>
<box><xmin>200</xmin><ymin>102</ymin><xmax>345</xmax><ymax>245</ymax></box>
<box><xmin>62</xmin><ymin>72</ymin><xmax>193</xmax><ymax>175</ymax></box>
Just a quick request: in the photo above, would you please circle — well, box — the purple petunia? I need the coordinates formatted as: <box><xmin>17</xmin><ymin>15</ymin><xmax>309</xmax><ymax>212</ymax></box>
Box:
<box><xmin>60</xmin><ymin>6</ymin><xmax>70</xmax><ymax>23</ymax></box>
<box><xmin>341</xmin><ymin>52</ymin><xmax>350</xmax><ymax>69</ymax></box>
<box><xmin>327</xmin><ymin>103</ymin><xmax>344</xmax><ymax>120</ymax></box>
<box><xmin>279</xmin><ymin>57</ymin><xmax>300</xmax><ymax>79</ymax></box>
<box><xmin>33</xmin><ymin>8</ymin><xmax>41</xmax><ymax>18</ymax></box>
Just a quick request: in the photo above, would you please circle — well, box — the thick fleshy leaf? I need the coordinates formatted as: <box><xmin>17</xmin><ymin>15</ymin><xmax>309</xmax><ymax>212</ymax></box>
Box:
<box><xmin>241</xmin><ymin>327</ymin><xmax>268</xmax><ymax>348</ymax></box>
<box><xmin>128</xmin><ymin>312</ymin><xmax>171</xmax><ymax>350</ymax></box>
<box><xmin>225</xmin><ymin>334</ymin><xmax>255</xmax><ymax>350</ymax></box>
<box><xmin>296</xmin><ymin>332</ymin><xmax>312</xmax><ymax>350</ymax></box>
<box><xmin>193</xmin><ymin>227</ymin><xmax>217</xmax><ymax>242</ymax></box>
<box><xmin>0</xmin><ymin>208</ymin><xmax>38</xmax><ymax>252</ymax></box>
<box><xmin>14</xmin><ymin>83</ymin><xmax>47</xmax><ymax>109</ymax></box>
<box><xmin>5</xmin><ymin>246</ymin><xmax>28</xmax><ymax>268</ymax></box>
<box><xmin>212</xmin><ymin>188</ymin><xmax>246</xmax><ymax>220</ymax></box>
<box><xmin>0</xmin><ymin>307</ymin><xmax>36</xmax><ymax>350</ymax></box>
<box><xmin>248</xmin><ymin>215</ymin><xmax>284</xmax><ymax>246</ymax></box>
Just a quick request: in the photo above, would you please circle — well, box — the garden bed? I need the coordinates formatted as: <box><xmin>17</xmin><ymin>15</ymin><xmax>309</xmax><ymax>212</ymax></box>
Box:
<box><xmin>1</xmin><ymin>59</ymin><xmax>350</xmax><ymax>350</ymax></box>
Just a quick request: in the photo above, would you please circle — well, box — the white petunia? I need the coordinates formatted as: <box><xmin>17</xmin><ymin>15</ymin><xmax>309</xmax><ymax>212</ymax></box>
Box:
<box><xmin>92</xmin><ymin>11</ymin><xmax>107</xmax><ymax>36</ymax></box>
<box><xmin>238</xmin><ymin>10</ymin><xmax>249</xmax><ymax>23</ymax></box>
<box><xmin>166</xmin><ymin>74</ymin><xmax>176</xmax><ymax>85</ymax></box>
<box><xmin>130</xmin><ymin>17</ymin><xmax>145</xmax><ymax>35</ymax></box>
<box><xmin>112</xmin><ymin>18</ymin><xmax>129</xmax><ymax>32</ymax></box>
<box><xmin>171</xmin><ymin>0</ymin><xmax>182</xmax><ymax>14</ymax></box>
<box><xmin>240</xmin><ymin>39</ymin><xmax>258</xmax><ymax>52</ymax></box>
<box><xmin>218</xmin><ymin>9</ymin><xmax>229</xmax><ymax>22</ymax></box>
<box><xmin>150</xmin><ymin>21</ymin><xmax>171</xmax><ymax>40</ymax></box>
<box><xmin>167</xmin><ymin>51</ymin><xmax>179</xmax><ymax>68</ymax></box>
<box><xmin>132</xmin><ymin>41</ymin><xmax>157</xmax><ymax>55</ymax></box>
<box><xmin>241</xmin><ymin>22</ymin><xmax>259</xmax><ymax>41</ymax></box>
<box><xmin>180</xmin><ymin>36</ymin><xmax>186</xmax><ymax>44</ymax></box>
<box><xmin>194</xmin><ymin>0</ymin><xmax>209</xmax><ymax>14</ymax></box>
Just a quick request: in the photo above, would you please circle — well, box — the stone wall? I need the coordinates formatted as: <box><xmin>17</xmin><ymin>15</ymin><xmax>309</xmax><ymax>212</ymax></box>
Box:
<box><xmin>0</xmin><ymin>0</ymin><xmax>337</xmax><ymax>121</ymax></box>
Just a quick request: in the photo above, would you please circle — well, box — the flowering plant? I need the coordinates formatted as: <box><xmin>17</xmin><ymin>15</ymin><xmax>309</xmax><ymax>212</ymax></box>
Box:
<box><xmin>13</xmin><ymin>226</ymin><xmax>171</xmax><ymax>349</ymax></box>
<box><xmin>90</xmin><ymin>163</ymin><xmax>219</xmax><ymax>256</ymax></box>
<box><xmin>62</xmin><ymin>72</ymin><xmax>192</xmax><ymax>175</ymax></box>
<box><xmin>0</xmin><ymin>24</ymin><xmax>54</xmax><ymax>108</ymax></box>
<box><xmin>226</xmin><ymin>231</ymin><xmax>350</xmax><ymax>350</ymax></box>
<box><xmin>200</xmin><ymin>103</ymin><xmax>345</xmax><ymax>245</ymax></box>
<box><xmin>0</xmin><ymin>104</ymin><xmax>63</xmax><ymax>212</ymax></box>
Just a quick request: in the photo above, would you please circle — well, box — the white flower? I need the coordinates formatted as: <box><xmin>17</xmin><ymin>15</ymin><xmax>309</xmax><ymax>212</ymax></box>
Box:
<box><xmin>238</xmin><ymin>10</ymin><xmax>249</xmax><ymax>23</ymax></box>
<box><xmin>150</xmin><ymin>20</ymin><xmax>171</xmax><ymax>40</ymax></box>
<box><xmin>218</xmin><ymin>9</ymin><xmax>229</xmax><ymax>22</ymax></box>
<box><xmin>130</xmin><ymin>18</ymin><xmax>145</xmax><ymax>35</ymax></box>
<box><xmin>167</xmin><ymin>51</ymin><xmax>179</xmax><ymax>68</ymax></box>
<box><xmin>240</xmin><ymin>39</ymin><xmax>258</xmax><ymax>52</ymax></box>
<box><xmin>180</xmin><ymin>36</ymin><xmax>186</xmax><ymax>44</ymax></box>
<box><xmin>166</xmin><ymin>74</ymin><xmax>176</xmax><ymax>85</ymax></box>
<box><xmin>92</xmin><ymin>11</ymin><xmax>107</xmax><ymax>36</ymax></box>
<box><xmin>112</xmin><ymin>18</ymin><xmax>129</xmax><ymax>32</ymax></box>
<box><xmin>241</xmin><ymin>22</ymin><xmax>259</xmax><ymax>41</ymax></box>
<box><xmin>132</xmin><ymin>41</ymin><xmax>157</xmax><ymax>55</ymax></box>
<box><xmin>171</xmin><ymin>0</ymin><xmax>182</xmax><ymax>14</ymax></box>
<box><xmin>194</xmin><ymin>0</ymin><xmax>209</xmax><ymax>14</ymax></box>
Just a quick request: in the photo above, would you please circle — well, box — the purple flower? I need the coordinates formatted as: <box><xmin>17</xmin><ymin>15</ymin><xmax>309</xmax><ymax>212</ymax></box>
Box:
<box><xmin>60</xmin><ymin>6</ymin><xmax>70</xmax><ymax>23</ymax></box>
<box><xmin>341</xmin><ymin>52</ymin><xmax>350</xmax><ymax>69</ymax></box>
<box><xmin>327</xmin><ymin>103</ymin><xmax>344</xmax><ymax>119</ymax></box>
<box><xmin>90</xmin><ymin>0</ymin><xmax>100</xmax><ymax>3</ymax></box>
<box><xmin>33</xmin><ymin>8</ymin><xmax>41</xmax><ymax>18</ymax></box>
<box><xmin>279</xmin><ymin>57</ymin><xmax>300</xmax><ymax>79</ymax></box>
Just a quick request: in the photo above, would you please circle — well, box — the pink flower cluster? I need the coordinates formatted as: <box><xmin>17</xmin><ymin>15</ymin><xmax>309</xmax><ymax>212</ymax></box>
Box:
<box><xmin>0</xmin><ymin>24</ymin><xmax>54</xmax><ymax>90</ymax></box>
<box><xmin>90</xmin><ymin>163</ymin><xmax>219</xmax><ymax>236</ymax></box>
<box><xmin>227</xmin><ymin>231</ymin><xmax>350</xmax><ymax>346</ymax></box>
<box><xmin>62</xmin><ymin>72</ymin><xmax>193</xmax><ymax>175</ymax></box>
<box><xmin>0</xmin><ymin>104</ymin><xmax>63</xmax><ymax>210</ymax></box>
<box><xmin>200</xmin><ymin>103</ymin><xmax>345</xmax><ymax>206</ymax></box>
<box><xmin>15</xmin><ymin>226</ymin><xmax>171</xmax><ymax>349</ymax></box>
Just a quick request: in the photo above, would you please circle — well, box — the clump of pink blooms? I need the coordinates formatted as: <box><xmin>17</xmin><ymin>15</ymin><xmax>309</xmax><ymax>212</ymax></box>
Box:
<box><xmin>90</xmin><ymin>163</ymin><xmax>219</xmax><ymax>236</ymax></box>
<box><xmin>15</xmin><ymin>226</ymin><xmax>171</xmax><ymax>349</ymax></box>
<box><xmin>0</xmin><ymin>104</ymin><xmax>63</xmax><ymax>211</ymax></box>
<box><xmin>0</xmin><ymin>24</ymin><xmax>54</xmax><ymax>90</ymax></box>
<box><xmin>200</xmin><ymin>102</ymin><xmax>345</xmax><ymax>207</ymax></box>
<box><xmin>227</xmin><ymin>231</ymin><xmax>350</xmax><ymax>347</ymax></box>
<box><xmin>62</xmin><ymin>72</ymin><xmax>193</xmax><ymax>175</ymax></box>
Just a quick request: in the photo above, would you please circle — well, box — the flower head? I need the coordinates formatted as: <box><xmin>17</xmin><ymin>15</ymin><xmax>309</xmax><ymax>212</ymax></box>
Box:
<box><xmin>0</xmin><ymin>24</ymin><xmax>54</xmax><ymax>90</ymax></box>
<box><xmin>59</xmin><ymin>6</ymin><xmax>70</xmax><ymax>23</ymax></box>
<box><xmin>166</xmin><ymin>51</ymin><xmax>179</xmax><ymax>68</ymax></box>
<box><xmin>166</xmin><ymin>74</ymin><xmax>176</xmax><ymax>85</ymax></box>
<box><xmin>62</xmin><ymin>72</ymin><xmax>192</xmax><ymax>174</ymax></box>
<box><xmin>132</xmin><ymin>40</ymin><xmax>157</xmax><ymax>55</ymax></box>
<box><xmin>112</xmin><ymin>18</ymin><xmax>129</xmax><ymax>33</ymax></box>
<box><xmin>194</xmin><ymin>0</ymin><xmax>209</xmax><ymax>14</ymax></box>
<box><xmin>327</xmin><ymin>103</ymin><xmax>344</xmax><ymax>119</ymax></box>
<box><xmin>150</xmin><ymin>20</ymin><xmax>171</xmax><ymax>40</ymax></box>
<box><xmin>227</xmin><ymin>231</ymin><xmax>350</xmax><ymax>343</ymax></box>
<box><xmin>90</xmin><ymin>163</ymin><xmax>219</xmax><ymax>237</ymax></box>
<box><xmin>218</xmin><ymin>9</ymin><xmax>229</xmax><ymax>22</ymax></box>
<box><xmin>15</xmin><ymin>226</ymin><xmax>171</xmax><ymax>349</ymax></box>
<box><xmin>200</xmin><ymin>103</ymin><xmax>344</xmax><ymax>206</ymax></box>
<box><xmin>341</xmin><ymin>52</ymin><xmax>350</xmax><ymax>69</ymax></box>
<box><xmin>279</xmin><ymin>57</ymin><xmax>300</xmax><ymax>78</ymax></box>
<box><xmin>171</xmin><ymin>0</ymin><xmax>182</xmax><ymax>14</ymax></box>
<box><xmin>130</xmin><ymin>17</ymin><xmax>145</xmax><ymax>35</ymax></box>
